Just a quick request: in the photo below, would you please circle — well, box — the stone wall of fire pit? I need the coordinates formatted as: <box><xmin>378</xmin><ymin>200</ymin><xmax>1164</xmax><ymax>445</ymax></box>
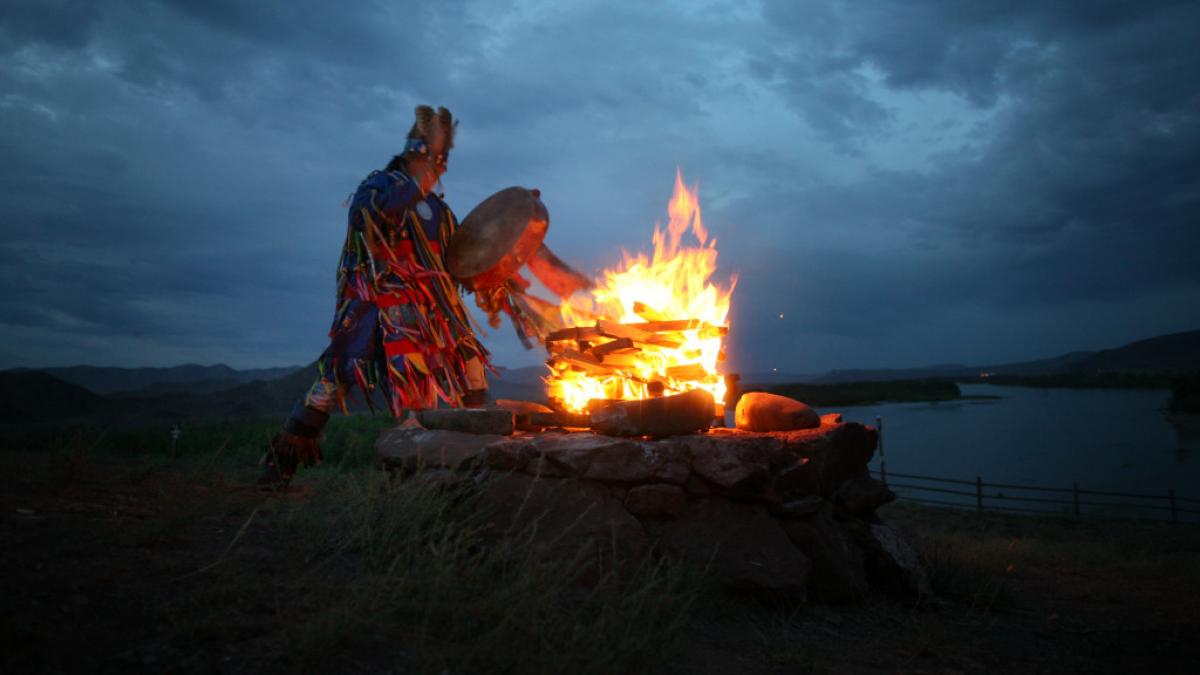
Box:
<box><xmin>374</xmin><ymin>414</ymin><xmax>929</xmax><ymax>604</ymax></box>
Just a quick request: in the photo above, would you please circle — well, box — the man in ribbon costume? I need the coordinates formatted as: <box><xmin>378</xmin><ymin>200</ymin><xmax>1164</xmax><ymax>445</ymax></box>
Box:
<box><xmin>262</xmin><ymin>105</ymin><xmax>489</xmax><ymax>483</ymax></box>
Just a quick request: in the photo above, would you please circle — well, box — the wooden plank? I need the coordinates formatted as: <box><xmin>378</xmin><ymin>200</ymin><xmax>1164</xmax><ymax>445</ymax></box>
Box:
<box><xmin>596</xmin><ymin>352</ymin><xmax>642</xmax><ymax>368</ymax></box>
<box><xmin>698</xmin><ymin>324</ymin><xmax>729</xmax><ymax>338</ymax></box>
<box><xmin>666</xmin><ymin>363</ymin><xmax>707</xmax><ymax>381</ymax></box>
<box><xmin>633</xmin><ymin>301</ymin><xmax>666</xmax><ymax>321</ymax></box>
<box><xmin>596</xmin><ymin>319</ymin><xmax>683</xmax><ymax>349</ymax></box>
<box><xmin>548</xmin><ymin>349</ymin><xmax>614</xmax><ymax>375</ymax></box>
<box><xmin>589</xmin><ymin>337</ymin><xmax>636</xmax><ymax>358</ymax></box>
<box><xmin>631</xmin><ymin>319</ymin><xmax>700</xmax><ymax>333</ymax></box>
<box><xmin>544</xmin><ymin>325</ymin><xmax>603</xmax><ymax>343</ymax></box>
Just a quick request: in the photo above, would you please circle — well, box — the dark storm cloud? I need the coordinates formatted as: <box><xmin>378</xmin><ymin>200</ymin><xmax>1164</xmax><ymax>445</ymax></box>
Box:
<box><xmin>723</xmin><ymin>0</ymin><xmax>1200</xmax><ymax>368</ymax></box>
<box><xmin>0</xmin><ymin>0</ymin><xmax>1196</xmax><ymax>372</ymax></box>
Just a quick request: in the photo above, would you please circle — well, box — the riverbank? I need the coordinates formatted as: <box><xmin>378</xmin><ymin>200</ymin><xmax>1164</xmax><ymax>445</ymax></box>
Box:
<box><xmin>2</xmin><ymin>429</ymin><xmax>1197</xmax><ymax>673</ymax></box>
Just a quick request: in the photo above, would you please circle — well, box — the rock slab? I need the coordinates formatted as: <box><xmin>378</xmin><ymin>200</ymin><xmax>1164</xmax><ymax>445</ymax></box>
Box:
<box><xmin>375</xmin><ymin>416</ymin><xmax>923</xmax><ymax>603</ymax></box>
<box><xmin>735</xmin><ymin>392</ymin><xmax>820</xmax><ymax>432</ymax></box>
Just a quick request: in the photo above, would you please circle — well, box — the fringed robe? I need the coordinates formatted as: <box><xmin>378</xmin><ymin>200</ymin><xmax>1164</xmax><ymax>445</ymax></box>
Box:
<box><xmin>318</xmin><ymin>169</ymin><xmax>488</xmax><ymax>414</ymax></box>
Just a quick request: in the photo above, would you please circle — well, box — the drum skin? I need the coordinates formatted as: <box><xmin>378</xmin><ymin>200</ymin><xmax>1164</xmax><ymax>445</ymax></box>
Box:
<box><xmin>448</xmin><ymin>186</ymin><xmax>549</xmax><ymax>290</ymax></box>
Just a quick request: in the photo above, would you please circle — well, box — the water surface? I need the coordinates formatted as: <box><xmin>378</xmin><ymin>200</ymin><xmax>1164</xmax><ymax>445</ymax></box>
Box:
<box><xmin>821</xmin><ymin>384</ymin><xmax>1200</xmax><ymax>516</ymax></box>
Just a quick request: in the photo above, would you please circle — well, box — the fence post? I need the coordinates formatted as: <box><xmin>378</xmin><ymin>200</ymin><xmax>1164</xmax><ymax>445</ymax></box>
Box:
<box><xmin>976</xmin><ymin>475</ymin><xmax>983</xmax><ymax>513</ymax></box>
<box><xmin>1169</xmin><ymin>488</ymin><xmax>1177</xmax><ymax>523</ymax></box>
<box><xmin>876</xmin><ymin>416</ymin><xmax>886</xmax><ymax>487</ymax></box>
<box><xmin>1073</xmin><ymin>482</ymin><xmax>1080</xmax><ymax>518</ymax></box>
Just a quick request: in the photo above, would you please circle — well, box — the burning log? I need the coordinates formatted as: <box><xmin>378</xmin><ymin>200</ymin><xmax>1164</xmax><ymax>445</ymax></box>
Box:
<box><xmin>633</xmin><ymin>301</ymin><xmax>665</xmax><ymax>321</ymax></box>
<box><xmin>588</xmin><ymin>337</ymin><xmax>636</xmax><ymax>359</ymax></box>
<box><xmin>544</xmin><ymin>325</ymin><xmax>605</xmax><ymax>343</ymax></box>
<box><xmin>595</xmin><ymin>319</ymin><xmax>684</xmax><ymax>349</ymax></box>
<box><xmin>541</xmin><ymin>170</ymin><xmax>735</xmax><ymax>422</ymax></box>
<box><xmin>593</xmin><ymin>352</ymin><xmax>642</xmax><ymax>369</ymax></box>
<box><xmin>590</xmin><ymin>389</ymin><xmax>715</xmax><ymax>437</ymax></box>
<box><xmin>547</xmin><ymin>348</ymin><xmax>609</xmax><ymax>374</ymax></box>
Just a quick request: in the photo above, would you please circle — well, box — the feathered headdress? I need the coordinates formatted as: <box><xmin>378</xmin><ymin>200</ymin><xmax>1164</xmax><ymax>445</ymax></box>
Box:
<box><xmin>405</xmin><ymin>105</ymin><xmax>457</xmax><ymax>166</ymax></box>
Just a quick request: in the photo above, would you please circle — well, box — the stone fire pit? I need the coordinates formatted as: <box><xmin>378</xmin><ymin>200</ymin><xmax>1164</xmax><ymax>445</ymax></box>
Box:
<box><xmin>375</xmin><ymin>411</ymin><xmax>929</xmax><ymax>604</ymax></box>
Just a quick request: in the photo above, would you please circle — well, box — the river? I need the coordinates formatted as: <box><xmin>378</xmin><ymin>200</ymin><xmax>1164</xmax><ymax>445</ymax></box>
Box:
<box><xmin>820</xmin><ymin>383</ymin><xmax>1200</xmax><ymax>518</ymax></box>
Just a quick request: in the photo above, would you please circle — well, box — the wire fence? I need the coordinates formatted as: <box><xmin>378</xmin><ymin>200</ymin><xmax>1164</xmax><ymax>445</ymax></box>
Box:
<box><xmin>869</xmin><ymin>415</ymin><xmax>1200</xmax><ymax>522</ymax></box>
<box><xmin>872</xmin><ymin>468</ymin><xmax>1200</xmax><ymax>523</ymax></box>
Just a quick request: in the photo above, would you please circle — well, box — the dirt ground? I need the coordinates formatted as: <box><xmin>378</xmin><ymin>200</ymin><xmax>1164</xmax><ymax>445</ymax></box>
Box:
<box><xmin>2</xmin><ymin>450</ymin><xmax>1198</xmax><ymax>674</ymax></box>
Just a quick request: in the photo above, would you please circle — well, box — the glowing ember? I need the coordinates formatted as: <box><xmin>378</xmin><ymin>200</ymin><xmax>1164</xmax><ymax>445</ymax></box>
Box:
<box><xmin>545</xmin><ymin>170</ymin><xmax>736</xmax><ymax>414</ymax></box>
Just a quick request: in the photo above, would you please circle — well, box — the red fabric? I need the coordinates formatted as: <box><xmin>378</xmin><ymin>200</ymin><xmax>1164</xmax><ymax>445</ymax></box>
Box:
<box><xmin>383</xmin><ymin>338</ymin><xmax>421</xmax><ymax>356</ymax></box>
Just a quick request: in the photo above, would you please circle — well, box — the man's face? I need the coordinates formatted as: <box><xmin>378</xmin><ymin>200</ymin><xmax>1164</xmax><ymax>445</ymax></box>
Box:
<box><xmin>411</xmin><ymin>154</ymin><xmax>445</xmax><ymax>193</ymax></box>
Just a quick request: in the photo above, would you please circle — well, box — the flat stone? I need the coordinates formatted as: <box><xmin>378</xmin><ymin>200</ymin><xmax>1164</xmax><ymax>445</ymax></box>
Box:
<box><xmin>624</xmin><ymin>484</ymin><xmax>687</xmax><ymax>516</ymax></box>
<box><xmin>417</xmin><ymin>408</ymin><xmax>514</xmax><ymax>435</ymax></box>
<box><xmin>494</xmin><ymin>399</ymin><xmax>554</xmax><ymax>415</ymax></box>
<box><xmin>854</xmin><ymin>522</ymin><xmax>931</xmax><ymax>601</ymax></box>
<box><xmin>661</xmin><ymin>499</ymin><xmax>809</xmax><ymax>601</ymax></box>
<box><xmin>781</xmin><ymin>507</ymin><xmax>869</xmax><ymax>604</ymax></box>
<box><xmin>735</xmin><ymin>392</ymin><xmax>820</xmax><ymax>432</ymax></box>
<box><xmin>495</xmin><ymin>399</ymin><xmax>556</xmax><ymax>431</ymax></box>
<box><xmin>482</xmin><ymin>437</ymin><xmax>532</xmax><ymax>471</ymax></box>
<box><xmin>590</xmin><ymin>389</ymin><xmax>715</xmax><ymax>438</ymax></box>
<box><xmin>684</xmin><ymin>433</ymin><xmax>788</xmax><ymax>491</ymax></box>
<box><xmin>375</xmin><ymin>427</ymin><xmax>506</xmax><ymax>471</ymax></box>
<box><xmin>835</xmin><ymin>477</ymin><xmax>896</xmax><ymax>517</ymax></box>
<box><xmin>533</xmin><ymin>433</ymin><xmax>691</xmax><ymax>484</ymax></box>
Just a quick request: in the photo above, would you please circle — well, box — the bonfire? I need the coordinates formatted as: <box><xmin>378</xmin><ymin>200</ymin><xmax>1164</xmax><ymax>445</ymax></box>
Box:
<box><xmin>544</xmin><ymin>170</ymin><xmax>736</xmax><ymax>420</ymax></box>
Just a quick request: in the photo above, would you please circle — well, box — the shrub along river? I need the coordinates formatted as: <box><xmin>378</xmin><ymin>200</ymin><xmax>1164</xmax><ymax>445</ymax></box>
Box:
<box><xmin>823</xmin><ymin>383</ymin><xmax>1200</xmax><ymax>519</ymax></box>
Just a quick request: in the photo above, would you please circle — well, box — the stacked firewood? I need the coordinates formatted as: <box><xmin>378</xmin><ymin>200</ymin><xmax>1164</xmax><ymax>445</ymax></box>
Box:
<box><xmin>544</xmin><ymin>301</ymin><xmax>729</xmax><ymax>411</ymax></box>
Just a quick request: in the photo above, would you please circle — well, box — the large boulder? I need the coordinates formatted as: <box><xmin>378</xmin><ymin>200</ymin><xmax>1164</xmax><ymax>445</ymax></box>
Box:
<box><xmin>835</xmin><ymin>477</ymin><xmax>896</xmax><ymax>518</ymax></box>
<box><xmin>662</xmin><ymin>499</ymin><xmax>810</xmax><ymax>602</ymax></box>
<box><xmin>624</xmin><ymin>483</ymin><xmax>687</xmax><ymax>516</ymax></box>
<box><xmin>780</xmin><ymin>507</ymin><xmax>869</xmax><ymax>604</ymax></box>
<box><xmin>854</xmin><ymin>523</ymin><xmax>932</xmax><ymax>601</ymax></box>
<box><xmin>478</xmin><ymin>473</ymin><xmax>647</xmax><ymax>563</ymax></box>
<box><xmin>735</xmin><ymin>392</ymin><xmax>820</xmax><ymax>432</ymax></box>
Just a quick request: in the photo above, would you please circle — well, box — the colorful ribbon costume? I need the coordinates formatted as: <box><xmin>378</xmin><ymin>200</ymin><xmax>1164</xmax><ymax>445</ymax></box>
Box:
<box><xmin>319</xmin><ymin>167</ymin><xmax>489</xmax><ymax>414</ymax></box>
<box><xmin>265</xmin><ymin>163</ymin><xmax>489</xmax><ymax>480</ymax></box>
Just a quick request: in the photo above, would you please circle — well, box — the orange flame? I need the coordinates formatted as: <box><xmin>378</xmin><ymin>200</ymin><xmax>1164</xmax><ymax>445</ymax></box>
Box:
<box><xmin>547</xmin><ymin>169</ymin><xmax>736</xmax><ymax>413</ymax></box>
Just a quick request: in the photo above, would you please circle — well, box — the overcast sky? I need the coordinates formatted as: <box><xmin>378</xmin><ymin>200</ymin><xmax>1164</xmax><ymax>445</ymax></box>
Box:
<box><xmin>1</xmin><ymin>0</ymin><xmax>1197</xmax><ymax>374</ymax></box>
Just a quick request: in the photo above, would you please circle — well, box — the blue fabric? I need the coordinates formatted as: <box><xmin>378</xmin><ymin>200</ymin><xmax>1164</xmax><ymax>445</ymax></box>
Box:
<box><xmin>320</xmin><ymin>298</ymin><xmax>379</xmax><ymax>384</ymax></box>
<box><xmin>318</xmin><ymin>167</ymin><xmax>471</xmax><ymax>409</ymax></box>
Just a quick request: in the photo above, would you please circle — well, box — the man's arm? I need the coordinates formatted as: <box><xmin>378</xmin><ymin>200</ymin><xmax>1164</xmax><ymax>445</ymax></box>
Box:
<box><xmin>355</xmin><ymin>170</ymin><xmax>424</xmax><ymax>223</ymax></box>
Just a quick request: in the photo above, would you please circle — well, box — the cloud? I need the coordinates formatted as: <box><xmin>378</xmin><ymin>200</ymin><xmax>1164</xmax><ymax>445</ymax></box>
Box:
<box><xmin>0</xmin><ymin>0</ymin><xmax>1196</xmax><ymax>374</ymax></box>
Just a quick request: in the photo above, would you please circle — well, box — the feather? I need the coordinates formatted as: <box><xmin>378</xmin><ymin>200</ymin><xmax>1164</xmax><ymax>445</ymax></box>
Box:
<box><xmin>437</xmin><ymin>106</ymin><xmax>456</xmax><ymax>150</ymax></box>
<box><xmin>414</xmin><ymin>105</ymin><xmax>435</xmax><ymax>141</ymax></box>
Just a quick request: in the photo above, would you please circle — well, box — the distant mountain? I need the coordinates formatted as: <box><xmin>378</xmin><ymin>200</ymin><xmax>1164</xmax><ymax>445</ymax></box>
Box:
<box><xmin>980</xmin><ymin>351</ymin><xmax>1095</xmax><ymax>376</ymax></box>
<box><xmin>1060</xmin><ymin>331</ymin><xmax>1200</xmax><ymax>373</ymax></box>
<box><xmin>813</xmin><ymin>364</ymin><xmax>973</xmax><ymax>384</ymax></box>
<box><xmin>0</xmin><ymin>372</ymin><xmax>111</xmax><ymax>423</ymax></box>
<box><xmin>489</xmin><ymin>365</ymin><xmax>550</xmax><ymax>403</ymax></box>
<box><xmin>9</xmin><ymin>329</ymin><xmax>1195</xmax><ymax>426</ymax></box>
<box><xmin>739</xmin><ymin>371</ymin><xmax>823</xmax><ymax>386</ymax></box>
<box><xmin>111</xmin><ymin>363</ymin><xmax>321</xmax><ymax>423</ymax></box>
<box><xmin>812</xmin><ymin>330</ymin><xmax>1200</xmax><ymax>384</ymax></box>
<box><xmin>491</xmin><ymin>365</ymin><xmax>547</xmax><ymax>385</ymax></box>
<box><xmin>5</xmin><ymin>363</ymin><xmax>304</xmax><ymax>395</ymax></box>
